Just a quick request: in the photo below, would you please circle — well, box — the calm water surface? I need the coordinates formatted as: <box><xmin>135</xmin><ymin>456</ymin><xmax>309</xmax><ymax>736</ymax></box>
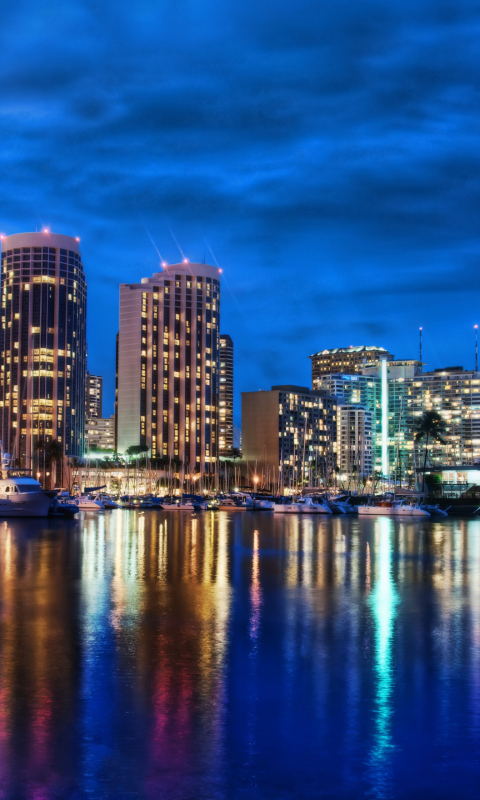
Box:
<box><xmin>0</xmin><ymin>511</ymin><xmax>479</xmax><ymax>799</ymax></box>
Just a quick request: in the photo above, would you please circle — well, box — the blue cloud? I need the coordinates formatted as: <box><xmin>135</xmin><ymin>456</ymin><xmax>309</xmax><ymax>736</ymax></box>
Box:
<box><xmin>1</xmin><ymin>0</ymin><xmax>479</xmax><ymax>423</ymax></box>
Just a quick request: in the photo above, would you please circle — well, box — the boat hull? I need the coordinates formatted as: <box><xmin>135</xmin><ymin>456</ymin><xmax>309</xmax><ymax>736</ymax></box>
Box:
<box><xmin>274</xmin><ymin>504</ymin><xmax>304</xmax><ymax>514</ymax></box>
<box><xmin>358</xmin><ymin>506</ymin><xmax>430</xmax><ymax>517</ymax></box>
<box><xmin>0</xmin><ymin>492</ymin><xmax>53</xmax><ymax>518</ymax></box>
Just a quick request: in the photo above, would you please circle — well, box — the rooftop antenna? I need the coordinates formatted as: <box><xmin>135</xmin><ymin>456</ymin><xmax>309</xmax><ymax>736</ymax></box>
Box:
<box><xmin>419</xmin><ymin>327</ymin><xmax>423</xmax><ymax>363</ymax></box>
<box><xmin>475</xmin><ymin>325</ymin><xmax>478</xmax><ymax>372</ymax></box>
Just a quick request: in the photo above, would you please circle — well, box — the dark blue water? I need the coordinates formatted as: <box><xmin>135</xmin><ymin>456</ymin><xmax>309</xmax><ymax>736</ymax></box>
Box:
<box><xmin>0</xmin><ymin>511</ymin><xmax>479</xmax><ymax>799</ymax></box>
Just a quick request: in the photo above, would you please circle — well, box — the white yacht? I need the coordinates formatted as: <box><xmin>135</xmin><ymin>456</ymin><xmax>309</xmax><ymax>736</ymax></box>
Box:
<box><xmin>358</xmin><ymin>499</ymin><xmax>430</xmax><ymax>517</ymax></box>
<box><xmin>0</xmin><ymin>475</ymin><xmax>54</xmax><ymax>518</ymax></box>
<box><xmin>273</xmin><ymin>499</ymin><xmax>305</xmax><ymax>514</ymax></box>
<box><xmin>297</xmin><ymin>497</ymin><xmax>332</xmax><ymax>515</ymax></box>
<box><xmin>75</xmin><ymin>496</ymin><xmax>105</xmax><ymax>511</ymax></box>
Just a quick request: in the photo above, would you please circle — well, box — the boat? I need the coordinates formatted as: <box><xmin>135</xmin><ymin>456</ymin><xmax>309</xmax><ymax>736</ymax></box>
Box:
<box><xmin>217</xmin><ymin>497</ymin><xmax>247</xmax><ymax>510</ymax></box>
<box><xmin>0</xmin><ymin>474</ymin><xmax>55</xmax><ymax>518</ymax></box>
<box><xmin>327</xmin><ymin>495</ymin><xmax>358</xmax><ymax>514</ymax></box>
<box><xmin>162</xmin><ymin>500</ymin><xmax>195</xmax><ymax>510</ymax></box>
<box><xmin>358</xmin><ymin>498</ymin><xmax>430</xmax><ymax>517</ymax></box>
<box><xmin>420</xmin><ymin>503</ymin><xmax>448</xmax><ymax>517</ymax></box>
<box><xmin>75</xmin><ymin>495</ymin><xmax>105</xmax><ymax>511</ymax></box>
<box><xmin>297</xmin><ymin>496</ymin><xmax>332</xmax><ymax>515</ymax></box>
<box><xmin>0</xmin><ymin>449</ymin><xmax>55</xmax><ymax>518</ymax></box>
<box><xmin>273</xmin><ymin>498</ymin><xmax>305</xmax><ymax>514</ymax></box>
<box><xmin>245</xmin><ymin>496</ymin><xmax>274</xmax><ymax>511</ymax></box>
<box><xmin>96</xmin><ymin>493</ymin><xmax>121</xmax><ymax>509</ymax></box>
<box><xmin>50</xmin><ymin>492</ymin><xmax>79</xmax><ymax>517</ymax></box>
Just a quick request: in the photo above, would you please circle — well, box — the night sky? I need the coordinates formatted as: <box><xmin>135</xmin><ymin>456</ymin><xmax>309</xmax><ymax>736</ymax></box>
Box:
<box><xmin>1</xmin><ymin>0</ymin><xmax>479</xmax><ymax>424</ymax></box>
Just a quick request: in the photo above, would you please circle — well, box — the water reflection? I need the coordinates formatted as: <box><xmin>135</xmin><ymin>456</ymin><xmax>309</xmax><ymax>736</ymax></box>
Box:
<box><xmin>0</xmin><ymin>514</ymin><xmax>479</xmax><ymax>798</ymax></box>
<box><xmin>368</xmin><ymin>518</ymin><xmax>399</xmax><ymax>798</ymax></box>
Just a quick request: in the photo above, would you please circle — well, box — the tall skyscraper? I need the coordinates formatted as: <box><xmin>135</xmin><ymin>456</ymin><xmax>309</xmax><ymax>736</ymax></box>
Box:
<box><xmin>86</xmin><ymin>372</ymin><xmax>103</xmax><ymax>419</ymax></box>
<box><xmin>0</xmin><ymin>232</ymin><xmax>87</xmax><ymax>467</ymax></box>
<box><xmin>117</xmin><ymin>261</ymin><xmax>221</xmax><ymax>473</ymax></box>
<box><xmin>219</xmin><ymin>334</ymin><xmax>233</xmax><ymax>456</ymax></box>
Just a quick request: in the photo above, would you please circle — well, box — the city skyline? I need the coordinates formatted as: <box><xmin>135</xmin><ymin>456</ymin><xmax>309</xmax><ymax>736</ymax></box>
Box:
<box><xmin>3</xmin><ymin>226</ymin><xmax>480</xmax><ymax>430</ymax></box>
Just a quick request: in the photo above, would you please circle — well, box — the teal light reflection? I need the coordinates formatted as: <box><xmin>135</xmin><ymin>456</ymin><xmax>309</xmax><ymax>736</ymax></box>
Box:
<box><xmin>368</xmin><ymin>517</ymin><xmax>398</xmax><ymax>796</ymax></box>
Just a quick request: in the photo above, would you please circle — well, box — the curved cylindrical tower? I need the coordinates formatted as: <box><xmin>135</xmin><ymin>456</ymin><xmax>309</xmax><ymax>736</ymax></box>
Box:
<box><xmin>0</xmin><ymin>231</ymin><xmax>87</xmax><ymax>469</ymax></box>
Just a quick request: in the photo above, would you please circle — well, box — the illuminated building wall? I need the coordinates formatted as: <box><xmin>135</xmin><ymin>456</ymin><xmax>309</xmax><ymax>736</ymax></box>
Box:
<box><xmin>86</xmin><ymin>415</ymin><xmax>115</xmax><ymax>452</ymax></box>
<box><xmin>315</xmin><ymin>373</ymin><xmax>382</xmax><ymax>473</ymax></box>
<box><xmin>86</xmin><ymin>372</ymin><xmax>103</xmax><ymax>420</ymax></box>
<box><xmin>241</xmin><ymin>385</ymin><xmax>337</xmax><ymax>488</ymax></box>
<box><xmin>318</xmin><ymin>364</ymin><xmax>480</xmax><ymax>478</ymax></box>
<box><xmin>0</xmin><ymin>232</ymin><xmax>87</xmax><ymax>466</ymax></box>
<box><xmin>219</xmin><ymin>334</ymin><xmax>233</xmax><ymax>456</ymax></box>
<box><xmin>310</xmin><ymin>345</ymin><xmax>394</xmax><ymax>382</ymax></box>
<box><xmin>404</xmin><ymin>367</ymin><xmax>480</xmax><ymax>467</ymax></box>
<box><xmin>117</xmin><ymin>262</ymin><xmax>221</xmax><ymax>473</ymax></box>
<box><xmin>336</xmin><ymin>402</ymin><xmax>373</xmax><ymax>477</ymax></box>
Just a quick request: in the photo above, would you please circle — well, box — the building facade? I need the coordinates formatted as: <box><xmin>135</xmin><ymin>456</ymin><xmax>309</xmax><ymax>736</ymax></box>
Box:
<box><xmin>86</xmin><ymin>415</ymin><xmax>115</xmax><ymax>452</ymax></box>
<box><xmin>86</xmin><ymin>372</ymin><xmax>102</xmax><ymax>420</ymax></box>
<box><xmin>317</xmin><ymin>360</ymin><xmax>480</xmax><ymax>480</ymax></box>
<box><xmin>219</xmin><ymin>334</ymin><xmax>234</xmax><ymax>456</ymax></box>
<box><xmin>310</xmin><ymin>345</ymin><xmax>394</xmax><ymax>383</ymax></box>
<box><xmin>336</xmin><ymin>402</ymin><xmax>373</xmax><ymax>478</ymax></box>
<box><xmin>0</xmin><ymin>231</ymin><xmax>87</xmax><ymax>467</ymax></box>
<box><xmin>241</xmin><ymin>385</ymin><xmax>337</xmax><ymax>490</ymax></box>
<box><xmin>117</xmin><ymin>262</ymin><xmax>221</xmax><ymax>473</ymax></box>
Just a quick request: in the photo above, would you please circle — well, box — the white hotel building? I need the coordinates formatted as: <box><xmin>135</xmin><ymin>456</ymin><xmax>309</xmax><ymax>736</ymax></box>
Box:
<box><xmin>117</xmin><ymin>261</ymin><xmax>221</xmax><ymax>473</ymax></box>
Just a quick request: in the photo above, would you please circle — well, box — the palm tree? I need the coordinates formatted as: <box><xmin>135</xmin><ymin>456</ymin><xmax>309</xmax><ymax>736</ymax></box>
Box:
<box><xmin>231</xmin><ymin>447</ymin><xmax>241</xmax><ymax>461</ymax></box>
<box><xmin>412</xmin><ymin>411</ymin><xmax>447</xmax><ymax>492</ymax></box>
<box><xmin>46</xmin><ymin>439</ymin><xmax>64</xmax><ymax>489</ymax></box>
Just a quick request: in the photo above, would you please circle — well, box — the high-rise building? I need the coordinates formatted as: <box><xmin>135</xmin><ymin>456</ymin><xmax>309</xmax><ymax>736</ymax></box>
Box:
<box><xmin>0</xmin><ymin>231</ymin><xmax>87</xmax><ymax>467</ymax></box>
<box><xmin>241</xmin><ymin>385</ymin><xmax>337</xmax><ymax>490</ymax></box>
<box><xmin>117</xmin><ymin>261</ymin><xmax>221</xmax><ymax>473</ymax></box>
<box><xmin>219</xmin><ymin>334</ymin><xmax>233</xmax><ymax>456</ymax></box>
<box><xmin>86</xmin><ymin>415</ymin><xmax>115</xmax><ymax>452</ymax></box>
<box><xmin>86</xmin><ymin>372</ymin><xmax>102</xmax><ymax>419</ymax></box>
<box><xmin>318</xmin><ymin>359</ymin><xmax>480</xmax><ymax>478</ymax></box>
<box><xmin>114</xmin><ymin>331</ymin><xmax>119</xmax><ymax>453</ymax></box>
<box><xmin>310</xmin><ymin>345</ymin><xmax>394</xmax><ymax>383</ymax></box>
<box><xmin>336</xmin><ymin>402</ymin><xmax>373</xmax><ymax>477</ymax></box>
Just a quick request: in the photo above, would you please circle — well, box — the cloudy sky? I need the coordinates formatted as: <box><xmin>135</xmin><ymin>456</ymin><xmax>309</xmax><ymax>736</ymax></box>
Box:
<box><xmin>1</xmin><ymin>0</ymin><xmax>479</xmax><ymax>422</ymax></box>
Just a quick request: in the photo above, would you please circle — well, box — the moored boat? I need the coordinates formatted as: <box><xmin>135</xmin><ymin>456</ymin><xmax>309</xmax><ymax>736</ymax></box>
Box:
<box><xmin>298</xmin><ymin>496</ymin><xmax>332</xmax><ymax>515</ymax></box>
<box><xmin>75</xmin><ymin>495</ymin><xmax>105</xmax><ymax>511</ymax></box>
<box><xmin>217</xmin><ymin>497</ymin><xmax>247</xmax><ymax>510</ymax></box>
<box><xmin>358</xmin><ymin>499</ymin><xmax>430</xmax><ymax>517</ymax></box>
<box><xmin>0</xmin><ymin>475</ymin><xmax>55</xmax><ymax>518</ymax></box>
<box><xmin>273</xmin><ymin>498</ymin><xmax>305</xmax><ymax>514</ymax></box>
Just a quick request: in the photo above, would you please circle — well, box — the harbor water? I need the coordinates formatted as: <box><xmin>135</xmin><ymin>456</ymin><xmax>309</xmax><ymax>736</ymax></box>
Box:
<box><xmin>0</xmin><ymin>511</ymin><xmax>479</xmax><ymax>799</ymax></box>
